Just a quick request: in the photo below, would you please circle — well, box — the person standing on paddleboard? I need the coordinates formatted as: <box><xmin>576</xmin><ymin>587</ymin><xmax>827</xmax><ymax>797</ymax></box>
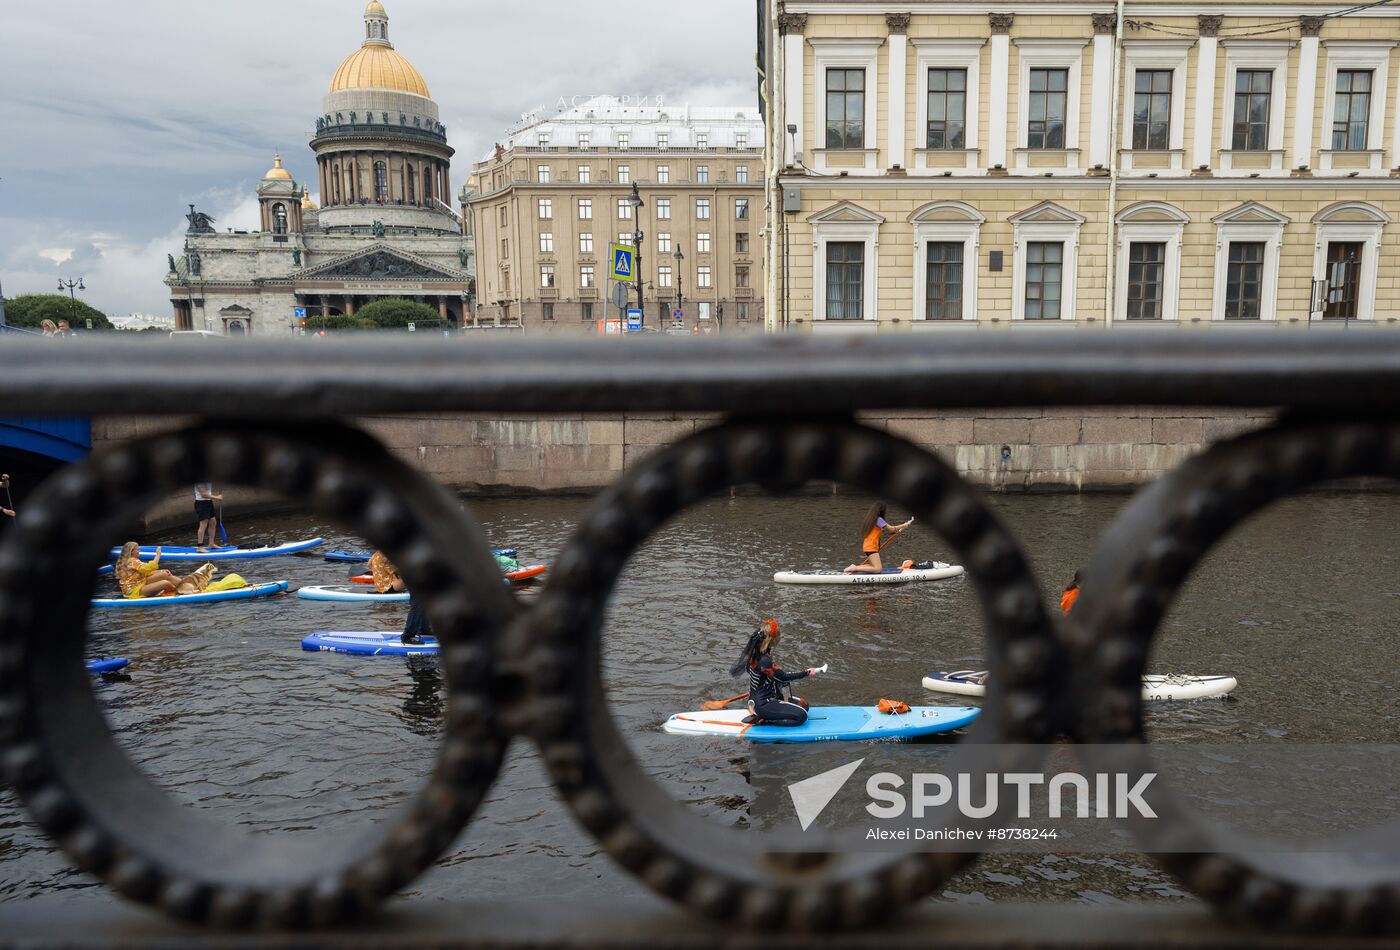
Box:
<box><xmin>844</xmin><ymin>501</ymin><xmax>914</xmax><ymax>574</ymax></box>
<box><xmin>730</xmin><ymin>620</ymin><xmax>822</xmax><ymax>726</ymax></box>
<box><xmin>1061</xmin><ymin>569</ymin><xmax>1081</xmax><ymax>615</ymax></box>
<box><xmin>1</xmin><ymin>474</ymin><xmax>15</xmax><ymax>520</ymax></box>
<box><xmin>370</xmin><ymin>550</ymin><xmax>433</xmax><ymax>644</ymax></box>
<box><xmin>193</xmin><ymin>483</ymin><xmax>223</xmax><ymax>553</ymax></box>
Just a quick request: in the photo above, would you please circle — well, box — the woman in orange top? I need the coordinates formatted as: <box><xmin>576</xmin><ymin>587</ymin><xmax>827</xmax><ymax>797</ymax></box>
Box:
<box><xmin>1060</xmin><ymin>570</ymin><xmax>1081</xmax><ymax>615</ymax></box>
<box><xmin>844</xmin><ymin>502</ymin><xmax>914</xmax><ymax>574</ymax></box>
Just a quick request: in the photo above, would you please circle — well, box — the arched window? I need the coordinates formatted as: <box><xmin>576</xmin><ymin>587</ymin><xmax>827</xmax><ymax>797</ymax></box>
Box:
<box><xmin>272</xmin><ymin>203</ymin><xmax>288</xmax><ymax>234</ymax></box>
<box><xmin>374</xmin><ymin>161</ymin><xmax>389</xmax><ymax>202</ymax></box>
<box><xmin>333</xmin><ymin>164</ymin><xmax>342</xmax><ymax>204</ymax></box>
<box><xmin>407</xmin><ymin>166</ymin><xmax>416</xmax><ymax>203</ymax></box>
<box><xmin>422</xmin><ymin>167</ymin><xmax>433</xmax><ymax>203</ymax></box>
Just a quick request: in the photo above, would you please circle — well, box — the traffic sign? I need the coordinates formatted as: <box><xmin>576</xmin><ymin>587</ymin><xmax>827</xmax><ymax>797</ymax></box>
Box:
<box><xmin>85</xmin><ymin>318</ymin><xmax>93</xmax><ymax>330</ymax></box>
<box><xmin>407</xmin><ymin>322</ymin><xmax>417</xmax><ymax>333</ymax></box>
<box><xmin>626</xmin><ymin>308</ymin><xmax>643</xmax><ymax>331</ymax></box>
<box><xmin>293</xmin><ymin>307</ymin><xmax>308</xmax><ymax>318</ymax></box>
<box><xmin>672</xmin><ymin>309</ymin><xmax>684</xmax><ymax>322</ymax></box>
<box><xmin>609</xmin><ymin>281</ymin><xmax>628</xmax><ymax>311</ymax></box>
<box><xmin>609</xmin><ymin>243</ymin><xmax>635</xmax><ymax>282</ymax></box>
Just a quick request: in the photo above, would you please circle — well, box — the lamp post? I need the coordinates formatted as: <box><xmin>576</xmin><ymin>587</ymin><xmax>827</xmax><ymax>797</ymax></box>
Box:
<box><xmin>673</xmin><ymin>245</ymin><xmax>683</xmax><ymax>325</ymax></box>
<box><xmin>628</xmin><ymin>182</ymin><xmax>645</xmax><ymax>324</ymax></box>
<box><xmin>57</xmin><ymin>277</ymin><xmax>85</xmax><ymax>332</ymax></box>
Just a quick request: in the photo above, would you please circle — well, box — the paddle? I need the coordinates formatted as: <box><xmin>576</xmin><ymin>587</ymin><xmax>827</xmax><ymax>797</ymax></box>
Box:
<box><xmin>700</xmin><ymin>664</ymin><xmax>830</xmax><ymax>709</ymax></box>
<box><xmin>217</xmin><ymin>498</ymin><xmax>227</xmax><ymax>545</ymax></box>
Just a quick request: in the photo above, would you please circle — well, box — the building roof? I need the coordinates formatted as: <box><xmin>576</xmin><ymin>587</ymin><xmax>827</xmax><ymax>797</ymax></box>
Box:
<box><xmin>491</xmin><ymin>95</ymin><xmax>764</xmax><ymax>158</ymax></box>
<box><xmin>329</xmin><ymin>1</ymin><xmax>431</xmax><ymax>97</ymax></box>
<box><xmin>263</xmin><ymin>153</ymin><xmax>293</xmax><ymax>181</ymax></box>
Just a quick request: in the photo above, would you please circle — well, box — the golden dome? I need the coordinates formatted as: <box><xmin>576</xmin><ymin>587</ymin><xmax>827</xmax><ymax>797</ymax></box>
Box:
<box><xmin>329</xmin><ymin>44</ymin><xmax>430</xmax><ymax>97</ymax></box>
<box><xmin>263</xmin><ymin>153</ymin><xmax>293</xmax><ymax>180</ymax></box>
<box><xmin>301</xmin><ymin>191</ymin><xmax>318</xmax><ymax>210</ymax></box>
<box><xmin>365</xmin><ymin>0</ymin><xmax>386</xmax><ymax>13</ymax></box>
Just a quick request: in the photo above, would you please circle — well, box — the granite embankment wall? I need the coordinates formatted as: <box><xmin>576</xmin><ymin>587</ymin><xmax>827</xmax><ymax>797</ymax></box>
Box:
<box><xmin>92</xmin><ymin>409</ymin><xmax>1277</xmax><ymax>530</ymax></box>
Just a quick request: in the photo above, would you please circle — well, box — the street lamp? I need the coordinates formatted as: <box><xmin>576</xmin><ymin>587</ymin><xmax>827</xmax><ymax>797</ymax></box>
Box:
<box><xmin>628</xmin><ymin>182</ymin><xmax>645</xmax><ymax>324</ymax></box>
<box><xmin>57</xmin><ymin>277</ymin><xmax>85</xmax><ymax>332</ymax></box>
<box><xmin>672</xmin><ymin>245</ymin><xmax>683</xmax><ymax>325</ymax></box>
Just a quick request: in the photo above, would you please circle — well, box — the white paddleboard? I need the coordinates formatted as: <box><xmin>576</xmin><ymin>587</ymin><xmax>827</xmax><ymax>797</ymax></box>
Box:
<box><xmin>774</xmin><ymin>563</ymin><xmax>964</xmax><ymax>585</ymax></box>
<box><xmin>922</xmin><ymin>670</ymin><xmax>1238</xmax><ymax>701</ymax></box>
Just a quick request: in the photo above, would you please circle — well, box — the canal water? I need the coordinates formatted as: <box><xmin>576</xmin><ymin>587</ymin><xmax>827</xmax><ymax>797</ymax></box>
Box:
<box><xmin>2</xmin><ymin>489</ymin><xmax>1397</xmax><ymax>909</ymax></box>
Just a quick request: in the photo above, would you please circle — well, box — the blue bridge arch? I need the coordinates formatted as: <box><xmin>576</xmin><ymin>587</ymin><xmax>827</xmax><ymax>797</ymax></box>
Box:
<box><xmin>0</xmin><ymin>417</ymin><xmax>92</xmax><ymax>464</ymax></box>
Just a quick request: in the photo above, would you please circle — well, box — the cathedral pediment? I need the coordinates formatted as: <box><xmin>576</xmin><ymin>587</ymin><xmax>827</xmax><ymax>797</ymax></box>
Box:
<box><xmin>299</xmin><ymin>245</ymin><xmax>464</xmax><ymax>281</ymax></box>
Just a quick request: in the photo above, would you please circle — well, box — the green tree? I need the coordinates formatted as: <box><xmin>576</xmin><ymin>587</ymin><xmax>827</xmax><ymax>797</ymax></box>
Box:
<box><xmin>3</xmin><ymin>294</ymin><xmax>114</xmax><ymax>330</ymax></box>
<box><xmin>353</xmin><ymin>298</ymin><xmax>444</xmax><ymax>329</ymax></box>
<box><xmin>311</xmin><ymin>314</ymin><xmax>376</xmax><ymax>332</ymax></box>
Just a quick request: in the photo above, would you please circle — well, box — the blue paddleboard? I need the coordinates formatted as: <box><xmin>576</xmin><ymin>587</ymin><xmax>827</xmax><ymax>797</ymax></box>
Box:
<box><xmin>301</xmin><ymin>631</ymin><xmax>439</xmax><ymax>656</ymax></box>
<box><xmin>324</xmin><ymin>547</ymin><xmax>517</xmax><ymax>563</ymax></box>
<box><xmin>87</xmin><ymin>657</ymin><xmax>130</xmax><ymax>673</ymax></box>
<box><xmin>662</xmin><ymin>705</ymin><xmax>980</xmax><ymax>743</ymax></box>
<box><xmin>92</xmin><ymin>581</ymin><xmax>289</xmax><ymax>608</ymax></box>
<box><xmin>107</xmin><ymin>538</ymin><xmax>322</xmax><ymax>562</ymax></box>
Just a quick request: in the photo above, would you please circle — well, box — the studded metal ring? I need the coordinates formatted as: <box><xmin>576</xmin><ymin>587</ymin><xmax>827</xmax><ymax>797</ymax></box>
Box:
<box><xmin>1073</xmin><ymin>416</ymin><xmax>1400</xmax><ymax>936</ymax></box>
<box><xmin>518</xmin><ymin>416</ymin><xmax>1063</xmax><ymax>928</ymax></box>
<box><xmin>0</xmin><ymin>422</ymin><xmax>514</xmax><ymax>927</ymax></box>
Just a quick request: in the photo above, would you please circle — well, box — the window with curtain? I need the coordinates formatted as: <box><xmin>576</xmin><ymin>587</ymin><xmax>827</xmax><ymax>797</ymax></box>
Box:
<box><xmin>1024</xmin><ymin>242</ymin><xmax>1064</xmax><ymax>318</ymax></box>
<box><xmin>1224</xmin><ymin>241</ymin><xmax>1265</xmax><ymax>318</ymax></box>
<box><xmin>1332</xmin><ymin>70</ymin><xmax>1372</xmax><ymax>151</ymax></box>
<box><xmin>826</xmin><ymin>241</ymin><xmax>864</xmax><ymax>319</ymax></box>
<box><xmin>1125</xmin><ymin>242</ymin><xmax>1165</xmax><ymax>319</ymax></box>
<box><xmin>925</xmin><ymin>242</ymin><xmax>963</xmax><ymax>319</ymax></box>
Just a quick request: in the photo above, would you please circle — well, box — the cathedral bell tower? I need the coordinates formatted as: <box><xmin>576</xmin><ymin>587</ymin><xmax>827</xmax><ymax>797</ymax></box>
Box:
<box><xmin>256</xmin><ymin>153</ymin><xmax>304</xmax><ymax>235</ymax></box>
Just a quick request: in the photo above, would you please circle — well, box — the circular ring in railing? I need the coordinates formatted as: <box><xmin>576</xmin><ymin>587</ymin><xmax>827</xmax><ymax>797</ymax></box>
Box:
<box><xmin>1074</xmin><ymin>417</ymin><xmax>1400</xmax><ymax>935</ymax></box>
<box><xmin>0</xmin><ymin>423</ymin><xmax>514</xmax><ymax>927</ymax></box>
<box><xmin>521</xmin><ymin>417</ymin><xmax>1064</xmax><ymax>928</ymax></box>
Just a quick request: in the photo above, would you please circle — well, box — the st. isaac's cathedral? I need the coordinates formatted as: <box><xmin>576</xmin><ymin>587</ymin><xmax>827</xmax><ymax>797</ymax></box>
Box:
<box><xmin>166</xmin><ymin>2</ymin><xmax>473</xmax><ymax>335</ymax></box>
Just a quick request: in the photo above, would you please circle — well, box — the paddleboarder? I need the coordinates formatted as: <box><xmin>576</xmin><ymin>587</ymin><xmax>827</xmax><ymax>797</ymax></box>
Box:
<box><xmin>1061</xmin><ymin>569</ymin><xmax>1081</xmax><ymax>615</ymax></box>
<box><xmin>369</xmin><ymin>550</ymin><xmax>433</xmax><ymax>644</ymax></box>
<box><xmin>844</xmin><ymin>501</ymin><xmax>914</xmax><ymax>574</ymax></box>
<box><xmin>730</xmin><ymin>620</ymin><xmax>822</xmax><ymax>726</ymax></box>
<box><xmin>1</xmin><ymin>473</ymin><xmax>14</xmax><ymax>519</ymax></box>
<box><xmin>194</xmin><ymin>483</ymin><xmax>223</xmax><ymax>553</ymax></box>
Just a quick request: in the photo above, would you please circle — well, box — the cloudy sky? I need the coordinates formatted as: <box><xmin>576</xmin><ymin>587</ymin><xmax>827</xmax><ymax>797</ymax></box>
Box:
<box><xmin>2</xmin><ymin>0</ymin><xmax>759</xmax><ymax>316</ymax></box>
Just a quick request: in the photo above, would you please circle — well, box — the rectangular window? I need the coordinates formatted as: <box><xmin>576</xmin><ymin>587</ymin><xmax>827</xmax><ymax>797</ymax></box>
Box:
<box><xmin>657</xmin><ymin>165</ymin><xmax>670</xmax><ymax>183</ymax></box>
<box><xmin>618</xmin><ymin>165</ymin><xmax>631</xmax><ymax>184</ymax></box>
<box><xmin>736</xmin><ymin>133</ymin><xmax>748</xmax><ymax>149</ymax></box>
<box><xmin>657</xmin><ymin>232</ymin><xmax>672</xmax><ymax>253</ymax></box>
<box><xmin>925</xmin><ymin>242</ymin><xmax>964</xmax><ymax>320</ymax></box>
<box><xmin>1333</xmin><ymin>70</ymin><xmax>1373</xmax><ymax>151</ymax></box>
<box><xmin>499</xmin><ymin>207</ymin><xmax>507</xmax><ymax>227</ymax></box>
<box><xmin>735</xmin><ymin>232</ymin><xmax>750</xmax><ymax>254</ymax></box>
<box><xmin>658</xmin><ymin>265</ymin><xmax>673</xmax><ymax>288</ymax></box>
<box><xmin>1132</xmin><ymin>70</ymin><xmax>1173</xmax><ymax>151</ymax></box>
<box><xmin>738</xmin><ymin>302</ymin><xmax>749</xmax><ymax>320</ymax></box>
<box><xmin>735</xmin><ymin>198</ymin><xmax>749</xmax><ymax>220</ymax></box>
<box><xmin>542</xmin><ymin>302</ymin><xmax>555</xmax><ymax>321</ymax></box>
<box><xmin>1224</xmin><ymin>241</ymin><xmax>1265</xmax><ymax>319</ymax></box>
<box><xmin>539</xmin><ymin>232</ymin><xmax>554</xmax><ymax>253</ymax></box>
<box><xmin>1125</xmin><ymin>242</ymin><xmax>1166</xmax><ymax>319</ymax></box>
<box><xmin>658</xmin><ymin>132</ymin><xmax>669</xmax><ymax>148</ymax></box>
<box><xmin>697</xmin><ymin>265</ymin><xmax>713</xmax><ymax>288</ymax></box>
<box><xmin>1023</xmin><ymin>241</ymin><xmax>1064</xmax><ymax>319</ymax></box>
<box><xmin>500</xmin><ymin>238</ymin><xmax>508</xmax><ymax>260</ymax></box>
<box><xmin>539</xmin><ymin>264</ymin><xmax>555</xmax><ymax>288</ymax></box>
<box><xmin>1027</xmin><ymin>68</ymin><xmax>1068</xmax><ymax>149</ymax></box>
<box><xmin>578</xmin><ymin>133</ymin><xmax>590</xmax><ymax>149</ymax></box>
<box><xmin>536</xmin><ymin>164</ymin><xmax>550</xmax><ymax>183</ymax></box>
<box><xmin>697</xmin><ymin>232</ymin><xmax>711</xmax><ymax>253</ymax></box>
<box><xmin>582</xmin><ymin>301</ymin><xmax>593</xmax><ymax>320</ymax></box>
<box><xmin>1324</xmin><ymin>241</ymin><xmax>1364</xmax><ymax>319</ymax></box>
<box><xmin>697</xmin><ymin>133</ymin><xmax>708</xmax><ymax>149</ymax></box>
<box><xmin>578</xmin><ymin>198</ymin><xmax>592</xmax><ymax>220</ymax></box>
<box><xmin>618</xmin><ymin>197</ymin><xmax>633</xmax><ymax>220</ymax></box>
<box><xmin>1232</xmin><ymin>70</ymin><xmax>1273</xmax><ymax>151</ymax></box>
<box><xmin>826</xmin><ymin>68</ymin><xmax>866</xmax><ymax>149</ymax></box>
<box><xmin>538</xmin><ymin>198</ymin><xmax>552</xmax><ymax>219</ymax></box>
<box><xmin>617</xmin><ymin>133</ymin><xmax>630</xmax><ymax>150</ymax></box>
<box><xmin>618</xmin><ymin>232</ymin><xmax>634</xmax><ymax>246</ymax></box>
<box><xmin>926</xmin><ymin>68</ymin><xmax>968</xmax><ymax>149</ymax></box>
<box><xmin>735</xmin><ymin>265</ymin><xmax>751</xmax><ymax>288</ymax></box>
<box><xmin>578</xmin><ymin>165</ymin><xmax>591</xmax><ymax>183</ymax></box>
<box><xmin>537</xmin><ymin>133</ymin><xmax>550</xmax><ymax>148</ymax></box>
<box><xmin>697</xmin><ymin>165</ymin><xmax>709</xmax><ymax>183</ymax></box>
<box><xmin>580</xmin><ymin>265</ymin><xmax>596</xmax><ymax>288</ymax></box>
<box><xmin>696</xmin><ymin>198</ymin><xmax>711</xmax><ymax>219</ymax></box>
<box><xmin>656</xmin><ymin>198</ymin><xmax>672</xmax><ymax>220</ymax></box>
<box><xmin>736</xmin><ymin>165</ymin><xmax>749</xmax><ymax>183</ymax></box>
<box><xmin>579</xmin><ymin>232</ymin><xmax>593</xmax><ymax>253</ymax></box>
<box><xmin>826</xmin><ymin>242</ymin><xmax>864</xmax><ymax>319</ymax></box>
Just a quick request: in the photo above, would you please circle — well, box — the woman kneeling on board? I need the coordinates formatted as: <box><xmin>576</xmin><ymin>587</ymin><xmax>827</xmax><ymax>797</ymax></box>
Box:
<box><xmin>731</xmin><ymin>620</ymin><xmax>822</xmax><ymax>726</ymax></box>
<box><xmin>844</xmin><ymin>502</ymin><xmax>914</xmax><ymax>574</ymax></box>
<box><xmin>370</xmin><ymin>550</ymin><xmax>433</xmax><ymax>644</ymax></box>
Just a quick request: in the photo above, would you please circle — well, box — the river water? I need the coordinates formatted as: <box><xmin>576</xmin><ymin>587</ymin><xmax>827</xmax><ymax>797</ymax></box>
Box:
<box><xmin>2</xmin><ymin>489</ymin><xmax>1397</xmax><ymax>910</ymax></box>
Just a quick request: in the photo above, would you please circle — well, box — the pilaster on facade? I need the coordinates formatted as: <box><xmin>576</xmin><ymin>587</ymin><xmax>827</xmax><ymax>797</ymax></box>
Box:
<box><xmin>780</xmin><ymin>10</ymin><xmax>808</xmax><ymax>170</ymax></box>
<box><xmin>988</xmin><ymin>14</ymin><xmax>1014</xmax><ymax>175</ymax></box>
<box><xmin>886</xmin><ymin>14</ymin><xmax>911</xmax><ymax>174</ymax></box>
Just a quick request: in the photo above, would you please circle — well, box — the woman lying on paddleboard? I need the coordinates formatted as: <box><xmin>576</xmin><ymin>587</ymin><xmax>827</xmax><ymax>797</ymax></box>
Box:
<box><xmin>844</xmin><ymin>501</ymin><xmax>914</xmax><ymax>574</ymax></box>
<box><xmin>730</xmin><ymin>620</ymin><xmax>823</xmax><ymax>726</ymax></box>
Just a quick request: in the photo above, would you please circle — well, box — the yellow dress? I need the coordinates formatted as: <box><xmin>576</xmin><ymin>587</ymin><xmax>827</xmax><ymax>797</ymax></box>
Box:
<box><xmin>368</xmin><ymin>551</ymin><xmax>401</xmax><ymax>594</ymax></box>
<box><xmin>116</xmin><ymin>556</ymin><xmax>159</xmax><ymax>599</ymax></box>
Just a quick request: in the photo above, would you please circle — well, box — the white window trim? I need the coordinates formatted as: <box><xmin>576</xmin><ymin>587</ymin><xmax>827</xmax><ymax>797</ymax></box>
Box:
<box><xmin>809</xmin><ymin>203</ymin><xmax>884</xmax><ymax>323</ymax></box>
<box><xmin>1013</xmin><ymin>39</ymin><xmax>1088</xmax><ymax>173</ymax></box>
<box><xmin>1318</xmin><ymin>41</ymin><xmax>1395</xmax><ymax>173</ymax></box>
<box><xmin>1218</xmin><ymin>41</ymin><xmax>1294</xmax><ymax>174</ymax></box>
<box><xmin>908</xmin><ymin>201</ymin><xmax>984</xmax><ymax>323</ymax></box>
<box><xmin>1211</xmin><ymin>204</ymin><xmax>1288</xmax><ymax>321</ymax></box>
<box><xmin>1311</xmin><ymin>202</ymin><xmax>1388</xmax><ymax>319</ymax></box>
<box><xmin>809</xmin><ymin>38</ymin><xmax>883</xmax><ymax>175</ymax></box>
<box><xmin>1114</xmin><ymin>203</ymin><xmax>1189</xmax><ymax>322</ymax></box>
<box><xmin>912</xmin><ymin>38</ymin><xmax>984</xmax><ymax>174</ymax></box>
<box><xmin>1011</xmin><ymin>205</ymin><xmax>1084</xmax><ymax>322</ymax></box>
<box><xmin>1120</xmin><ymin>40</ymin><xmax>1194</xmax><ymax>175</ymax></box>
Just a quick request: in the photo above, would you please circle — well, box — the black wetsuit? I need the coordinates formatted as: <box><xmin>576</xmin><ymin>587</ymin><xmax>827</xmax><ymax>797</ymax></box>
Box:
<box><xmin>402</xmin><ymin>597</ymin><xmax>433</xmax><ymax>644</ymax></box>
<box><xmin>747</xmin><ymin>653</ymin><xmax>810</xmax><ymax>726</ymax></box>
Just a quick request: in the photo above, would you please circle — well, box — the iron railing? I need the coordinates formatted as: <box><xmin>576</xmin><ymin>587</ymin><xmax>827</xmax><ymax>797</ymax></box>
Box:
<box><xmin>0</xmin><ymin>332</ymin><xmax>1397</xmax><ymax>945</ymax></box>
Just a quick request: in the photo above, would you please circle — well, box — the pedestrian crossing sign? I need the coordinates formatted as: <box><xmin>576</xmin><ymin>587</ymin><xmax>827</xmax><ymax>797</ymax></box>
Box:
<box><xmin>610</xmin><ymin>243</ymin><xmax>635</xmax><ymax>282</ymax></box>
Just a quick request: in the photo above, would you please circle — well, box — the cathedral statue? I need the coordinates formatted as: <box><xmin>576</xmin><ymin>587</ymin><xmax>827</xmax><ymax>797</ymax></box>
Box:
<box><xmin>458</xmin><ymin>246</ymin><xmax>469</xmax><ymax>268</ymax></box>
<box><xmin>185</xmin><ymin>205</ymin><xmax>216</xmax><ymax>234</ymax></box>
<box><xmin>371</xmin><ymin>219</ymin><xmax>385</xmax><ymax>238</ymax></box>
<box><xmin>167</xmin><ymin>254</ymin><xmax>177</xmax><ymax>273</ymax></box>
<box><xmin>293</xmin><ymin>248</ymin><xmax>303</xmax><ymax>266</ymax></box>
<box><xmin>188</xmin><ymin>249</ymin><xmax>202</xmax><ymax>276</ymax></box>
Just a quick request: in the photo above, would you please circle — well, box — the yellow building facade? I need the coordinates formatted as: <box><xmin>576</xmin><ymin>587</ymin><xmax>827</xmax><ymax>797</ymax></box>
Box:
<box><xmin>771</xmin><ymin>3</ymin><xmax>1400</xmax><ymax>332</ymax></box>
